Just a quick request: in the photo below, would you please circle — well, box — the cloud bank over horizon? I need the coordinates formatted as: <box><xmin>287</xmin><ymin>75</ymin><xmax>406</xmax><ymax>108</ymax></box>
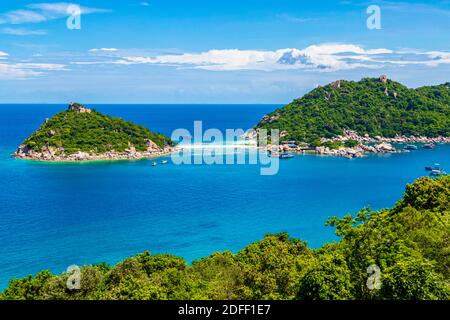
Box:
<box><xmin>77</xmin><ymin>43</ymin><xmax>450</xmax><ymax>72</ymax></box>
<box><xmin>2</xmin><ymin>43</ymin><xmax>450</xmax><ymax>80</ymax></box>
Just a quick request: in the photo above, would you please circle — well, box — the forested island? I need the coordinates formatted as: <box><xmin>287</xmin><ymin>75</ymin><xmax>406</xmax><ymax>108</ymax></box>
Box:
<box><xmin>13</xmin><ymin>103</ymin><xmax>173</xmax><ymax>162</ymax></box>
<box><xmin>256</xmin><ymin>76</ymin><xmax>450</xmax><ymax>143</ymax></box>
<box><xmin>1</xmin><ymin>175</ymin><xmax>449</xmax><ymax>300</ymax></box>
<box><xmin>254</xmin><ymin>76</ymin><xmax>450</xmax><ymax>157</ymax></box>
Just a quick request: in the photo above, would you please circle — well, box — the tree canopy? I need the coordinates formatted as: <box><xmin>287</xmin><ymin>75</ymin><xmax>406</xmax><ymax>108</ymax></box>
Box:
<box><xmin>256</xmin><ymin>78</ymin><xmax>450</xmax><ymax>143</ymax></box>
<box><xmin>2</xmin><ymin>175</ymin><xmax>449</xmax><ymax>300</ymax></box>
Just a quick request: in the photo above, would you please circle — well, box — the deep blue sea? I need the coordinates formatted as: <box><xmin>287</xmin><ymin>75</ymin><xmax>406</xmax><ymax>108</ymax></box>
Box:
<box><xmin>0</xmin><ymin>104</ymin><xmax>449</xmax><ymax>289</ymax></box>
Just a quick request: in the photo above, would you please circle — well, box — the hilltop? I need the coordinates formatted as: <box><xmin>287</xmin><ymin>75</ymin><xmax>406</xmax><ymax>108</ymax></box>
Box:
<box><xmin>13</xmin><ymin>103</ymin><xmax>173</xmax><ymax>161</ymax></box>
<box><xmin>255</xmin><ymin>76</ymin><xmax>450</xmax><ymax>144</ymax></box>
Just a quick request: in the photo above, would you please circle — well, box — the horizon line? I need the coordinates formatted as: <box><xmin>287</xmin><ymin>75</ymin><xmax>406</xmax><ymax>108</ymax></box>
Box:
<box><xmin>0</xmin><ymin>103</ymin><xmax>285</xmax><ymax>106</ymax></box>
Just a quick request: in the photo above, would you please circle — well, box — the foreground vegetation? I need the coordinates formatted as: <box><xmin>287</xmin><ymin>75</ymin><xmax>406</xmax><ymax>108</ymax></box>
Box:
<box><xmin>256</xmin><ymin>77</ymin><xmax>450</xmax><ymax>143</ymax></box>
<box><xmin>20</xmin><ymin>103</ymin><xmax>172</xmax><ymax>155</ymax></box>
<box><xmin>2</xmin><ymin>175</ymin><xmax>449</xmax><ymax>300</ymax></box>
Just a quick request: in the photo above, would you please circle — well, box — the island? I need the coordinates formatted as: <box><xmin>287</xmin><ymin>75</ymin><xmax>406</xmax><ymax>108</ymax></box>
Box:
<box><xmin>253</xmin><ymin>76</ymin><xmax>450</xmax><ymax>158</ymax></box>
<box><xmin>13</xmin><ymin>103</ymin><xmax>173</xmax><ymax>162</ymax></box>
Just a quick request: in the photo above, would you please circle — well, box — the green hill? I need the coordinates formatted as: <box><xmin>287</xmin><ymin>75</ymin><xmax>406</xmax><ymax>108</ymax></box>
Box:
<box><xmin>14</xmin><ymin>103</ymin><xmax>172</xmax><ymax>160</ymax></box>
<box><xmin>256</xmin><ymin>76</ymin><xmax>450</xmax><ymax>143</ymax></box>
<box><xmin>1</xmin><ymin>175</ymin><xmax>449</xmax><ymax>300</ymax></box>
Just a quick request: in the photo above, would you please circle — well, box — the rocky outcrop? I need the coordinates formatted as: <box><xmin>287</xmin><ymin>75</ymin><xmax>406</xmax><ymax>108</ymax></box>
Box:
<box><xmin>68</xmin><ymin>102</ymin><xmax>92</xmax><ymax>113</ymax></box>
<box><xmin>13</xmin><ymin>142</ymin><xmax>173</xmax><ymax>162</ymax></box>
<box><xmin>320</xmin><ymin>130</ymin><xmax>450</xmax><ymax>145</ymax></box>
<box><xmin>331</xmin><ymin>80</ymin><xmax>341</xmax><ymax>89</ymax></box>
<box><xmin>261</xmin><ymin>113</ymin><xmax>280</xmax><ymax>124</ymax></box>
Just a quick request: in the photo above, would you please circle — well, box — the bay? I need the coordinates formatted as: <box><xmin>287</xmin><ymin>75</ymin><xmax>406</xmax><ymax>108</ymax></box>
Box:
<box><xmin>0</xmin><ymin>104</ymin><xmax>448</xmax><ymax>289</ymax></box>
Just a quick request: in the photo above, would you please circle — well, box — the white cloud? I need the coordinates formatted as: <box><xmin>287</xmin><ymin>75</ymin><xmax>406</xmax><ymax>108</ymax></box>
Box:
<box><xmin>27</xmin><ymin>2</ymin><xmax>110</xmax><ymax>15</ymax></box>
<box><xmin>89</xmin><ymin>48</ymin><xmax>119</xmax><ymax>53</ymax></box>
<box><xmin>0</xmin><ymin>52</ymin><xmax>67</xmax><ymax>79</ymax></box>
<box><xmin>0</xmin><ymin>63</ymin><xmax>40</xmax><ymax>78</ymax></box>
<box><xmin>1</xmin><ymin>27</ymin><xmax>47</xmax><ymax>36</ymax></box>
<box><xmin>425</xmin><ymin>51</ymin><xmax>450</xmax><ymax>66</ymax></box>
<box><xmin>86</xmin><ymin>44</ymin><xmax>394</xmax><ymax>72</ymax></box>
<box><xmin>0</xmin><ymin>2</ymin><xmax>110</xmax><ymax>25</ymax></box>
<box><xmin>0</xmin><ymin>9</ymin><xmax>47</xmax><ymax>24</ymax></box>
<box><xmin>13</xmin><ymin>63</ymin><xmax>67</xmax><ymax>71</ymax></box>
<box><xmin>69</xmin><ymin>43</ymin><xmax>450</xmax><ymax>72</ymax></box>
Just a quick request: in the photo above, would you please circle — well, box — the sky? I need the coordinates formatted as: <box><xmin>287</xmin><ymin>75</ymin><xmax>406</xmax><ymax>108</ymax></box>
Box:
<box><xmin>0</xmin><ymin>0</ymin><xmax>450</xmax><ymax>103</ymax></box>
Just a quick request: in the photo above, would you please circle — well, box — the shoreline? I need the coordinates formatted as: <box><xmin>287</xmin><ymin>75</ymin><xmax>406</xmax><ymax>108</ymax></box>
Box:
<box><xmin>11</xmin><ymin>135</ymin><xmax>450</xmax><ymax>163</ymax></box>
<box><xmin>276</xmin><ymin>131</ymin><xmax>450</xmax><ymax>159</ymax></box>
<box><xmin>12</xmin><ymin>149</ymin><xmax>173</xmax><ymax>163</ymax></box>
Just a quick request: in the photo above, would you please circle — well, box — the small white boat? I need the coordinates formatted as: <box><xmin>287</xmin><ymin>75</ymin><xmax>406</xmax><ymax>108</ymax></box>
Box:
<box><xmin>152</xmin><ymin>162</ymin><xmax>157</xmax><ymax>166</ymax></box>
<box><xmin>161</xmin><ymin>160</ymin><xmax>168</xmax><ymax>164</ymax></box>
<box><xmin>430</xmin><ymin>168</ymin><xmax>446</xmax><ymax>176</ymax></box>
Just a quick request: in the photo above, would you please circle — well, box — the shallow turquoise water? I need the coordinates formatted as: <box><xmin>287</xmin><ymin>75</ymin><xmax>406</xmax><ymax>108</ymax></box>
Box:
<box><xmin>0</xmin><ymin>104</ymin><xmax>448</xmax><ymax>289</ymax></box>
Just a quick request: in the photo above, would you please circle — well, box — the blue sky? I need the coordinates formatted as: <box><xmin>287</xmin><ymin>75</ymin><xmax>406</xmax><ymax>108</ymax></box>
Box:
<box><xmin>1</xmin><ymin>0</ymin><xmax>450</xmax><ymax>103</ymax></box>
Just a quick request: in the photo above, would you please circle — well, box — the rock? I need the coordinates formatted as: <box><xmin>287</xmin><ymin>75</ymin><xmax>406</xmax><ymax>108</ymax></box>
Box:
<box><xmin>68</xmin><ymin>102</ymin><xmax>92</xmax><ymax>113</ymax></box>
<box><xmin>379</xmin><ymin>75</ymin><xmax>388</xmax><ymax>83</ymax></box>
<box><xmin>375</xmin><ymin>142</ymin><xmax>396</xmax><ymax>152</ymax></box>
<box><xmin>126</xmin><ymin>145</ymin><xmax>137</xmax><ymax>154</ymax></box>
<box><xmin>331</xmin><ymin>80</ymin><xmax>341</xmax><ymax>89</ymax></box>
<box><xmin>261</xmin><ymin>114</ymin><xmax>280</xmax><ymax>124</ymax></box>
<box><xmin>146</xmin><ymin>139</ymin><xmax>160</xmax><ymax>152</ymax></box>
<box><xmin>74</xmin><ymin>151</ymin><xmax>90</xmax><ymax>160</ymax></box>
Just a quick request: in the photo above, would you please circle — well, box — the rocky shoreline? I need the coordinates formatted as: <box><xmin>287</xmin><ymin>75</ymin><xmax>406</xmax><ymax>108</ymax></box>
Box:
<box><xmin>256</xmin><ymin>129</ymin><xmax>450</xmax><ymax>159</ymax></box>
<box><xmin>321</xmin><ymin>130</ymin><xmax>450</xmax><ymax>145</ymax></box>
<box><xmin>12</xmin><ymin>145</ymin><xmax>173</xmax><ymax>162</ymax></box>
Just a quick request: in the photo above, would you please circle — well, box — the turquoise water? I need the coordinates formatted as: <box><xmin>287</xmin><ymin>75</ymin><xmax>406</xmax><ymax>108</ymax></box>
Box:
<box><xmin>0</xmin><ymin>104</ymin><xmax>449</xmax><ymax>289</ymax></box>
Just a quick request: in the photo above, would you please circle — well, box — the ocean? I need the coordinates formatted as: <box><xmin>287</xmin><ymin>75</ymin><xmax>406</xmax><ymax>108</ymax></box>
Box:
<box><xmin>0</xmin><ymin>104</ymin><xmax>449</xmax><ymax>289</ymax></box>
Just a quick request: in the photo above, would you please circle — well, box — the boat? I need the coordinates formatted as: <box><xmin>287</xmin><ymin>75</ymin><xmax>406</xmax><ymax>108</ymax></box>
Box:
<box><xmin>161</xmin><ymin>160</ymin><xmax>168</xmax><ymax>164</ymax></box>
<box><xmin>152</xmin><ymin>162</ymin><xmax>157</xmax><ymax>166</ymax></box>
<box><xmin>404</xmin><ymin>145</ymin><xmax>418</xmax><ymax>150</ymax></box>
<box><xmin>425</xmin><ymin>163</ymin><xmax>442</xmax><ymax>171</ymax></box>
<box><xmin>279</xmin><ymin>153</ymin><xmax>294</xmax><ymax>159</ymax></box>
<box><xmin>423</xmin><ymin>143</ymin><xmax>435</xmax><ymax>149</ymax></box>
<box><xmin>430</xmin><ymin>169</ymin><xmax>446</xmax><ymax>176</ymax></box>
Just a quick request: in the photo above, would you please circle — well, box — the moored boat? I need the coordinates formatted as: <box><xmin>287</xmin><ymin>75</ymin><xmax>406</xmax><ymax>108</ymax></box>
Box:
<box><xmin>423</xmin><ymin>143</ymin><xmax>435</xmax><ymax>149</ymax></box>
<box><xmin>279</xmin><ymin>153</ymin><xmax>294</xmax><ymax>159</ymax></box>
<box><xmin>425</xmin><ymin>163</ymin><xmax>442</xmax><ymax>171</ymax></box>
<box><xmin>430</xmin><ymin>169</ymin><xmax>446</xmax><ymax>176</ymax></box>
<box><xmin>404</xmin><ymin>145</ymin><xmax>418</xmax><ymax>150</ymax></box>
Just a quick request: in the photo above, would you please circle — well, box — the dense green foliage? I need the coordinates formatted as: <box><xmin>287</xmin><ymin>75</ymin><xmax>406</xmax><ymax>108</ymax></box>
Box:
<box><xmin>256</xmin><ymin>78</ymin><xmax>450</xmax><ymax>143</ymax></box>
<box><xmin>1</xmin><ymin>176</ymin><xmax>449</xmax><ymax>300</ymax></box>
<box><xmin>22</xmin><ymin>104</ymin><xmax>172</xmax><ymax>155</ymax></box>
